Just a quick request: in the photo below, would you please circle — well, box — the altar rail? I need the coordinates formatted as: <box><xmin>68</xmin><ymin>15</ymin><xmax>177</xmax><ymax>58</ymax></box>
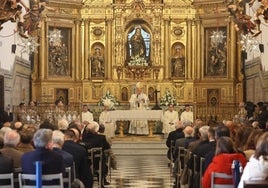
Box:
<box><xmin>12</xmin><ymin>102</ymin><xmax>239</xmax><ymax>125</ymax></box>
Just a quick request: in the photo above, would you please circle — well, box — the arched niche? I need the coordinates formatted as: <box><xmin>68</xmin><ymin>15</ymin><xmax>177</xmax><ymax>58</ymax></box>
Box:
<box><xmin>90</xmin><ymin>43</ymin><xmax>105</xmax><ymax>78</ymax></box>
<box><xmin>125</xmin><ymin>20</ymin><xmax>152</xmax><ymax>67</ymax></box>
<box><xmin>171</xmin><ymin>42</ymin><xmax>186</xmax><ymax>78</ymax></box>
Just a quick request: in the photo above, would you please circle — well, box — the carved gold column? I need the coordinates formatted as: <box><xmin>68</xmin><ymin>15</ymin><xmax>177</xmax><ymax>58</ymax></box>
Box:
<box><xmin>230</xmin><ymin>19</ymin><xmax>237</xmax><ymax>80</ymax></box>
<box><xmin>83</xmin><ymin>19</ymin><xmax>89</xmax><ymax>80</ymax></box>
<box><xmin>40</xmin><ymin>17</ymin><xmax>46</xmax><ymax>80</ymax></box>
<box><xmin>106</xmin><ymin>19</ymin><xmax>112</xmax><ymax>80</ymax></box>
<box><xmin>164</xmin><ymin>19</ymin><xmax>170</xmax><ymax>79</ymax></box>
<box><xmin>186</xmin><ymin>19</ymin><xmax>193</xmax><ymax>79</ymax></box>
<box><xmin>75</xmin><ymin>19</ymin><xmax>81</xmax><ymax>80</ymax></box>
<box><xmin>195</xmin><ymin>19</ymin><xmax>201</xmax><ymax>80</ymax></box>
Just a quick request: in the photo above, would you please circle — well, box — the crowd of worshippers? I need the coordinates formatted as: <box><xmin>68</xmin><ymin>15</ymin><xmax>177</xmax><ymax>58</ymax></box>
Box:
<box><xmin>0</xmin><ymin>116</ymin><xmax>115</xmax><ymax>188</ymax></box>
<box><xmin>166</xmin><ymin>101</ymin><xmax>268</xmax><ymax>188</ymax></box>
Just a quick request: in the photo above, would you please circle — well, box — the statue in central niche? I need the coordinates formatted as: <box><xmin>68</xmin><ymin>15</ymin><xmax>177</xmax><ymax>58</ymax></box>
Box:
<box><xmin>130</xmin><ymin>27</ymin><xmax>146</xmax><ymax>59</ymax></box>
<box><xmin>127</xmin><ymin>25</ymin><xmax>150</xmax><ymax>66</ymax></box>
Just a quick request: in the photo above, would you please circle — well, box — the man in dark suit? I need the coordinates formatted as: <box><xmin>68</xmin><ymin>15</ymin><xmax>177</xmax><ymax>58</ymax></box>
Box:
<box><xmin>62</xmin><ymin>129</ymin><xmax>93</xmax><ymax>188</ymax></box>
<box><xmin>21</xmin><ymin>129</ymin><xmax>65</xmax><ymax>175</ymax></box>
<box><xmin>166</xmin><ymin>120</ymin><xmax>185</xmax><ymax>161</ymax></box>
<box><xmin>0</xmin><ymin>152</ymin><xmax>13</xmax><ymax>185</ymax></box>
<box><xmin>81</xmin><ymin>121</ymin><xmax>111</xmax><ymax>187</ymax></box>
<box><xmin>52</xmin><ymin>130</ymin><xmax>73</xmax><ymax>168</ymax></box>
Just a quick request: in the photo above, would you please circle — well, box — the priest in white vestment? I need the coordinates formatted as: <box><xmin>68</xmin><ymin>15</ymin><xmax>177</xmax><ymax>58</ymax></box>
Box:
<box><xmin>128</xmin><ymin>82</ymin><xmax>149</xmax><ymax>135</ymax></box>
<box><xmin>180</xmin><ymin>104</ymin><xmax>193</xmax><ymax>123</ymax></box>
<box><xmin>99</xmin><ymin>100</ymin><xmax>116</xmax><ymax>138</ymax></box>
<box><xmin>162</xmin><ymin>104</ymin><xmax>179</xmax><ymax>137</ymax></box>
<box><xmin>80</xmin><ymin>104</ymin><xmax>94</xmax><ymax>124</ymax></box>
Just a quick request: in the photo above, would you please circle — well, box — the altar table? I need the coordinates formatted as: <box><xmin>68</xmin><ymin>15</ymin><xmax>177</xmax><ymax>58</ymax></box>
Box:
<box><xmin>110</xmin><ymin>110</ymin><xmax>163</xmax><ymax>137</ymax></box>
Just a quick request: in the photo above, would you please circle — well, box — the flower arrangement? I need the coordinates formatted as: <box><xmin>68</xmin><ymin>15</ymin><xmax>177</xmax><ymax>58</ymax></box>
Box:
<box><xmin>159</xmin><ymin>90</ymin><xmax>177</xmax><ymax>107</ymax></box>
<box><xmin>97</xmin><ymin>90</ymin><xmax>119</xmax><ymax>109</ymax></box>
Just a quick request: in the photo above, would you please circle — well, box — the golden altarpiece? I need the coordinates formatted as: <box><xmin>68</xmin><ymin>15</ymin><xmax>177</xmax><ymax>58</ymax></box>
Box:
<box><xmin>31</xmin><ymin>0</ymin><xmax>243</xmax><ymax>122</ymax></box>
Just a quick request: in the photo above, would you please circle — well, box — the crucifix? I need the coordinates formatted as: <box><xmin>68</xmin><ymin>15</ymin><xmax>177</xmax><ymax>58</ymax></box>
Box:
<box><xmin>151</xmin><ymin>89</ymin><xmax>162</xmax><ymax>110</ymax></box>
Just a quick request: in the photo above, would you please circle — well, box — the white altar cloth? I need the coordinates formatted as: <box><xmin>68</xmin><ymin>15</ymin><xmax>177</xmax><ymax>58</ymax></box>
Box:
<box><xmin>110</xmin><ymin>110</ymin><xmax>163</xmax><ymax>121</ymax></box>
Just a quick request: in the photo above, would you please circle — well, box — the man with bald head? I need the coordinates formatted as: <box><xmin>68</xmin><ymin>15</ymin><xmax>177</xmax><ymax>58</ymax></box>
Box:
<box><xmin>173</xmin><ymin>125</ymin><xmax>194</xmax><ymax>160</ymax></box>
<box><xmin>166</xmin><ymin>120</ymin><xmax>185</xmax><ymax>161</ymax></box>
<box><xmin>0</xmin><ymin>130</ymin><xmax>23</xmax><ymax>168</ymax></box>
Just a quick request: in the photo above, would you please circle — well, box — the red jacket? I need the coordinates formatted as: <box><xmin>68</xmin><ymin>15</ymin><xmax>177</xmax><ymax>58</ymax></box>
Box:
<box><xmin>202</xmin><ymin>153</ymin><xmax>247</xmax><ymax>188</ymax></box>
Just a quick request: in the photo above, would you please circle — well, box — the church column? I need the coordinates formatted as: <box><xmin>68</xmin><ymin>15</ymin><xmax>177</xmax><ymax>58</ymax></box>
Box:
<box><xmin>106</xmin><ymin>18</ymin><xmax>113</xmax><ymax>80</ymax></box>
<box><xmin>39</xmin><ymin>17</ymin><xmax>46</xmax><ymax>80</ymax></box>
<box><xmin>186</xmin><ymin>18</ymin><xmax>192</xmax><ymax>79</ymax></box>
<box><xmin>194</xmin><ymin>19</ymin><xmax>201</xmax><ymax>80</ymax></box>
<box><xmin>75</xmin><ymin>19</ymin><xmax>81</xmax><ymax>81</ymax></box>
<box><xmin>83</xmin><ymin>19</ymin><xmax>89</xmax><ymax>80</ymax></box>
<box><xmin>164</xmin><ymin>19</ymin><xmax>170</xmax><ymax>79</ymax></box>
<box><xmin>230</xmin><ymin>19</ymin><xmax>237</xmax><ymax>80</ymax></box>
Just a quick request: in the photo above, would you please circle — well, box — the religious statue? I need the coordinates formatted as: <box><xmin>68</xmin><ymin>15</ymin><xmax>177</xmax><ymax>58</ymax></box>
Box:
<box><xmin>171</xmin><ymin>46</ymin><xmax>185</xmax><ymax>77</ymax></box>
<box><xmin>130</xmin><ymin>27</ymin><xmax>146</xmax><ymax>59</ymax></box>
<box><xmin>127</xmin><ymin>26</ymin><xmax>150</xmax><ymax>66</ymax></box>
<box><xmin>0</xmin><ymin>0</ymin><xmax>28</xmax><ymax>30</ymax></box>
<box><xmin>18</xmin><ymin>0</ymin><xmax>52</xmax><ymax>38</ymax></box>
<box><xmin>207</xmin><ymin>41</ymin><xmax>227</xmax><ymax>76</ymax></box>
<box><xmin>48</xmin><ymin>41</ymin><xmax>69</xmax><ymax>76</ymax></box>
<box><xmin>90</xmin><ymin>47</ymin><xmax>104</xmax><ymax>77</ymax></box>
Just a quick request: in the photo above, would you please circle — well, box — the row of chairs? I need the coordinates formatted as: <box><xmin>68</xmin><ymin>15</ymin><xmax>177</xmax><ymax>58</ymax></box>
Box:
<box><xmin>173</xmin><ymin>146</ymin><xmax>268</xmax><ymax>188</ymax></box>
<box><xmin>0</xmin><ymin>146</ymin><xmax>111</xmax><ymax>188</ymax></box>
<box><xmin>87</xmin><ymin>147</ymin><xmax>112</xmax><ymax>188</ymax></box>
<box><xmin>0</xmin><ymin>164</ymin><xmax>74</xmax><ymax>188</ymax></box>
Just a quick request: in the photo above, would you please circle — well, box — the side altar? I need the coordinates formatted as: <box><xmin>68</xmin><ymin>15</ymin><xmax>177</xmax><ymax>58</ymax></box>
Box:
<box><xmin>110</xmin><ymin>110</ymin><xmax>163</xmax><ymax>137</ymax></box>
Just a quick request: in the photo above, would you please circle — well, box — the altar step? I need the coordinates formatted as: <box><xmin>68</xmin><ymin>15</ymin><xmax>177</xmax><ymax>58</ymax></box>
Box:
<box><xmin>111</xmin><ymin>135</ymin><xmax>167</xmax><ymax>156</ymax></box>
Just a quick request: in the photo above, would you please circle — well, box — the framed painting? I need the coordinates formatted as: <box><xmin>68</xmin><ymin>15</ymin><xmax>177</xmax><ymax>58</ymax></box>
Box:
<box><xmin>204</xmin><ymin>27</ymin><xmax>227</xmax><ymax>77</ymax></box>
<box><xmin>48</xmin><ymin>26</ymin><xmax>72</xmax><ymax>77</ymax></box>
<box><xmin>55</xmin><ymin>88</ymin><xmax>68</xmax><ymax>105</ymax></box>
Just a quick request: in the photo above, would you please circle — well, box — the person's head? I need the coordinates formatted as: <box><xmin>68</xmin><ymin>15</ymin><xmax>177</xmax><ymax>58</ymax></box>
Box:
<box><xmin>175</xmin><ymin>120</ymin><xmax>184</xmax><ymax>129</ymax></box>
<box><xmin>19</xmin><ymin>102</ymin><xmax>26</xmax><ymax>110</ymax></box>
<box><xmin>245</xmin><ymin>129</ymin><xmax>264</xmax><ymax>150</ymax></box>
<box><xmin>85</xmin><ymin>121</ymin><xmax>99</xmax><ymax>134</ymax></box>
<box><xmin>168</xmin><ymin>104</ymin><xmax>174</xmax><ymax>112</ymax></box>
<box><xmin>19</xmin><ymin>129</ymin><xmax>34</xmax><ymax>144</ymax></box>
<box><xmin>33</xmin><ymin>129</ymin><xmax>52</xmax><ymax>148</ymax></box>
<box><xmin>82</xmin><ymin>105</ymin><xmax>89</xmax><ymax>112</ymax></box>
<box><xmin>55</xmin><ymin>98</ymin><xmax>64</xmax><ymax>107</ymax></box>
<box><xmin>215</xmin><ymin>136</ymin><xmax>236</xmax><ymax>155</ymax></box>
<box><xmin>52</xmin><ymin>130</ymin><xmax>65</xmax><ymax>148</ymax></box>
<box><xmin>183</xmin><ymin>126</ymin><xmax>193</xmax><ymax>137</ymax></box>
<box><xmin>68</xmin><ymin>127</ymin><xmax>81</xmax><ymax>142</ymax></box>
<box><xmin>135</xmin><ymin>82</ymin><xmax>143</xmax><ymax>94</ymax></box>
<box><xmin>29</xmin><ymin>101</ymin><xmax>36</xmax><ymax>107</ymax></box>
<box><xmin>215</xmin><ymin>125</ymin><xmax>230</xmax><ymax>139</ymax></box>
<box><xmin>14</xmin><ymin>121</ymin><xmax>24</xmax><ymax>131</ymax></box>
<box><xmin>254</xmin><ymin>132</ymin><xmax>268</xmax><ymax>160</ymax></box>
<box><xmin>39</xmin><ymin>119</ymin><xmax>57</xmax><ymax>130</ymax></box>
<box><xmin>184</xmin><ymin>104</ymin><xmax>190</xmax><ymax>112</ymax></box>
<box><xmin>4</xmin><ymin>130</ymin><xmax>20</xmax><ymax>147</ymax></box>
<box><xmin>208</xmin><ymin>126</ymin><xmax>217</xmax><ymax>141</ymax></box>
<box><xmin>58</xmin><ymin>118</ymin><xmax>69</xmax><ymax>131</ymax></box>
<box><xmin>182</xmin><ymin>120</ymin><xmax>192</xmax><ymax>128</ymax></box>
<box><xmin>64</xmin><ymin>129</ymin><xmax>77</xmax><ymax>141</ymax></box>
<box><xmin>198</xmin><ymin>126</ymin><xmax>209</xmax><ymax>141</ymax></box>
<box><xmin>135</xmin><ymin>28</ymin><xmax>141</xmax><ymax>35</ymax></box>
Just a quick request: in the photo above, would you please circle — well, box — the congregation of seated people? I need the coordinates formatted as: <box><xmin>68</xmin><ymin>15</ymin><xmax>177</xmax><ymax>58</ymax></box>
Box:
<box><xmin>0</xmin><ymin>102</ymin><xmax>115</xmax><ymax>188</ymax></box>
<box><xmin>166</xmin><ymin>101</ymin><xmax>268</xmax><ymax>188</ymax></box>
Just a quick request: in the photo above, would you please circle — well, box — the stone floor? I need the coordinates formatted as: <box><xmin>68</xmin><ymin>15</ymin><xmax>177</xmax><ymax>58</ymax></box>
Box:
<box><xmin>101</xmin><ymin>155</ymin><xmax>175</xmax><ymax>188</ymax></box>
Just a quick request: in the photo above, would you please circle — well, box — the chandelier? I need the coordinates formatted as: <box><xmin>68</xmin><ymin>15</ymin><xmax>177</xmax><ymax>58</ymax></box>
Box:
<box><xmin>48</xmin><ymin>28</ymin><xmax>63</xmax><ymax>46</ymax></box>
<box><xmin>18</xmin><ymin>37</ymin><xmax>40</xmax><ymax>54</ymax></box>
<box><xmin>240</xmin><ymin>33</ymin><xmax>260</xmax><ymax>52</ymax></box>
<box><xmin>210</xmin><ymin>30</ymin><xmax>226</xmax><ymax>46</ymax></box>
